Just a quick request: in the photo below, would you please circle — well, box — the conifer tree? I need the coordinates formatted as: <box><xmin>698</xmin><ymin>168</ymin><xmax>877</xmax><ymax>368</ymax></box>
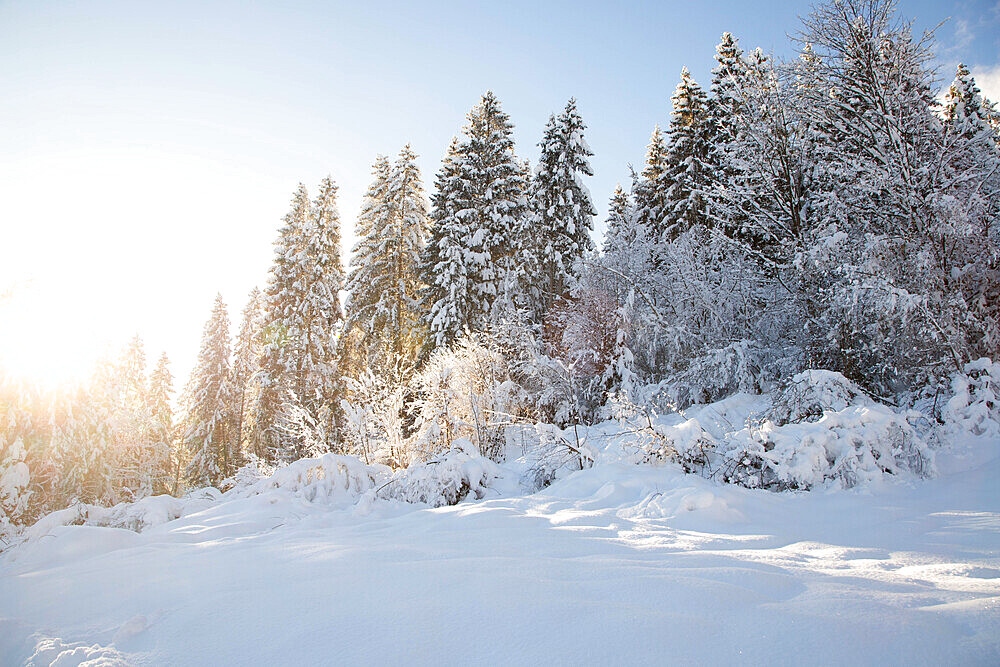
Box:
<box><xmin>230</xmin><ymin>287</ymin><xmax>265</xmax><ymax>458</ymax></box>
<box><xmin>420</xmin><ymin>137</ymin><xmax>462</xmax><ymax>348</ymax></box>
<box><xmin>662</xmin><ymin>67</ymin><xmax>711</xmax><ymax>239</ymax></box>
<box><xmin>184</xmin><ymin>294</ymin><xmax>235</xmax><ymax>486</ymax></box>
<box><xmin>426</xmin><ymin>92</ymin><xmax>530</xmax><ymax>347</ymax></box>
<box><xmin>631</xmin><ymin>126</ymin><xmax>670</xmax><ymax>242</ymax></box>
<box><xmin>261</xmin><ymin>179</ymin><xmax>345</xmax><ymax>459</ymax></box>
<box><xmin>146</xmin><ymin>352</ymin><xmax>174</xmax><ymax>495</ymax></box>
<box><xmin>345</xmin><ymin>147</ymin><xmax>429</xmax><ymax>381</ymax></box>
<box><xmin>526</xmin><ymin>98</ymin><xmax>596</xmax><ymax>317</ymax></box>
<box><xmin>602</xmin><ymin>184</ymin><xmax>634</xmax><ymax>256</ymax></box>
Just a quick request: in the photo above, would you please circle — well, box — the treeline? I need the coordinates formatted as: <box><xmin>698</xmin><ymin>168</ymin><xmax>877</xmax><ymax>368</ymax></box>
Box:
<box><xmin>2</xmin><ymin>0</ymin><xmax>998</xmax><ymax>526</ymax></box>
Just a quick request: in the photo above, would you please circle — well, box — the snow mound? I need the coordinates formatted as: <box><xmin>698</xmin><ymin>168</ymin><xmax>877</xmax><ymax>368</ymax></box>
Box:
<box><xmin>620</xmin><ymin>487</ymin><xmax>744</xmax><ymax>523</ymax></box>
<box><xmin>379</xmin><ymin>449</ymin><xmax>503</xmax><ymax>507</ymax></box>
<box><xmin>769</xmin><ymin>369</ymin><xmax>873</xmax><ymax>426</ymax></box>
<box><xmin>720</xmin><ymin>403</ymin><xmax>933</xmax><ymax>490</ymax></box>
<box><xmin>228</xmin><ymin>452</ymin><xmax>385</xmax><ymax>505</ymax></box>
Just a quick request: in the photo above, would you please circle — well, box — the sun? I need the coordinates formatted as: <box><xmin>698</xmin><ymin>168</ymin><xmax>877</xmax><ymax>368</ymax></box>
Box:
<box><xmin>0</xmin><ymin>279</ymin><xmax>106</xmax><ymax>388</ymax></box>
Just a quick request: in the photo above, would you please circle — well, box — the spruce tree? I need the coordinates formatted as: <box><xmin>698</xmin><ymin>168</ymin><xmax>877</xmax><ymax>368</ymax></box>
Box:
<box><xmin>526</xmin><ymin>98</ymin><xmax>596</xmax><ymax>317</ymax></box>
<box><xmin>426</xmin><ymin>92</ymin><xmax>529</xmax><ymax>347</ymax></box>
<box><xmin>261</xmin><ymin>179</ymin><xmax>345</xmax><ymax>459</ymax></box>
<box><xmin>345</xmin><ymin>147</ymin><xmax>429</xmax><ymax>380</ymax></box>
<box><xmin>631</xmin><ymin>126</ymin><xmax>670</xmax><ymax>243</ymax></box>
<box><xmin>662</xmin><ymin>67</ymin><xmax>711</xmax><ymax>239</ymax></box>
<box><xmin>184</xmin><ymin>294</ymin><xmax>235</xmax><ymax>487</ymax></box>
<box><xmin>147</xmin><ymin>352</ymin><xmax>174</xmax><ymax>495</ymax></box>
<box><xmin>230</xmin><ymin>287</ymin><xmax>265</xmax><ymax>459</ymax></box>
<box><xmin>602</xmin><ymin>184</ymin><xmax>634</xmax><ymax>256</ymax></box>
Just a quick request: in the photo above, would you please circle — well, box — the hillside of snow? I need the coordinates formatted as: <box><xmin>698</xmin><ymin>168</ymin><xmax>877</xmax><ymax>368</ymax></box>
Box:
<box><xmin>2</xmin><ymin>394</ymin><xmax>999</xmax><ymax>665</ymax></box>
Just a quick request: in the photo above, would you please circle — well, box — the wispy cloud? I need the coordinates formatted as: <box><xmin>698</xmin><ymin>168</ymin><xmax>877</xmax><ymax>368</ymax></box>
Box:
<box><xmin>971</xmin><ymin>64</ymin><xmax>1000</xmax><ymax>103</ymax></box>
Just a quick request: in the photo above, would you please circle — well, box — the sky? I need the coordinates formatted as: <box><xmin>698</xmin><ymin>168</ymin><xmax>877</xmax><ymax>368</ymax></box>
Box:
<box><xmin>1</xmin><ymin>0</ymin><xmax>999</xmax><ymax>390</ymax></box>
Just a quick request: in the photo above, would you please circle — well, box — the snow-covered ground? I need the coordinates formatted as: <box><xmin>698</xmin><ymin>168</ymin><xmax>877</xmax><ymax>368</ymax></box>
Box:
<box><xmin>2</xmin><ymin>405</ymin><xmax>999</xmax><ymax>665</ymax></box>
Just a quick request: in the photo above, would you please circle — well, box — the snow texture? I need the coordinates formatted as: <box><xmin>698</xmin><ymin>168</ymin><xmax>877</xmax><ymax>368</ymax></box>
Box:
<box><xmin>2</xmin><ymin>389</ymin><xmax>998</xmax><ymax>665</ymax></box>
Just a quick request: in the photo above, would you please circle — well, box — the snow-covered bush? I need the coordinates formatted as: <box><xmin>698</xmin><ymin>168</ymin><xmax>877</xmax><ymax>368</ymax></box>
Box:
<box><xmin>412</xmin><ymin>328</ymin><xmax>533</xmax><ymax>463</ymax></box>
<box><xmin>769</xmin><ymin>370</ymin><xmax>874</xmax><ymax>426</ymax></box>
<box><xmin>0</xmin><ymin>437</ymin><xmax>31</xmax><ymax>528</ymax></box>
<box><xmin>631</xmin><ymin>418</ymin><xmax>716</xmax><ymax>473</ymax></box>
<box><xmin>232</xmin><ymin>453</ymin><xmax>385</xmax><ymax>504</ymax></box>
<box><xmin>340</xmin><ymin>370</ymin><xmax>408</xmax><ymax>467</ymax></box>
<box><xmin>220</xmin><ymin>454</ymin><xmax>277</xmax><ymax>493</ymax></box>
<box><xmin>379</xmin><ymin>447</ymin><xmax>501</xmax><ymax>507</ymax></box>
<box><xmin>718</xmin><ymin>403</ymin><xmax>933</xmax><ymax>490</ymax></box>
<box><xmin>944</xmin><ymin>358</ymin><xmax>1000</xmax><ymax>438</ymax></box>
<box><xmin>517</xmin><ymin>422</ymin><xmax>596</xmax><ymax>492</ymax></box>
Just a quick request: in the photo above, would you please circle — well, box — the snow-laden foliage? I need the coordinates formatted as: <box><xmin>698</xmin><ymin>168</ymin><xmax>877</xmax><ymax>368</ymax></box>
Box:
<box><xmin>423</xmin><ymin>92</ymin><xmax>530</xmax><ymax>347</ymax></box>
<box><xmin>259</xmin><ymin>179</ymin><xmax>345</xmax><ymax>460</ymax></box>
<box><xmin>605</xmin><ymin>371</ymin><xmax>934</xmax><ymax>491</ymax></box>
<box><xmin>0</xmin><ymin>437</ymin><xmax>30</xmax><ymax>532</ymax></box>
<box><xmin>769</xmin><ymin>370</ymin><xmax>874</xmax><ymax>426</ymax></box>
<box><xmin>378</xmin><ymin>446</ymin><xmax>502</xmax><ymax>507</ymax></box>
<box><xmin>944</xmin><ymin>358</ymin><xmax>1000</xmax><ymax>438</ymax></box>
<box><xmin>228</xmin><ymin>452</ymin><xmax>383</xmax><ymax>504</ymax></box>
<box><xmin>719</xmin><ymin>403</ymin><xmax>933</xmax><ymax>490</ymax></box>
<box><xmin>524</xmin><ymin>97</ymin><xmax>596</xmax><ymax>318</ymax></box>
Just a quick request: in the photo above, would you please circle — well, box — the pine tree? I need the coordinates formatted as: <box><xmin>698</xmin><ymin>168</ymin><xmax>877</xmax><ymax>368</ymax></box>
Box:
<box><xmin>942</xmin><ymin>64</ymin><xmax>1000</xmax><ymax>359</ymax></box>
<box><xmin>420</xmin><ymin>137</ymin><xmax>462</xmax><ymax>351</ymax></box>
<box><xmin>631</xmin><ymin>126</ymin><xmax>670</xmax><ymax>243</ymax></box>
<box><xmin>345</xmin><ymin>146</ymin><xmax>429</xmax><ymax>381</ymax></box>
<box><xmin>602</xmin><ymin>184</ymin><xmax>634</xmax><ymax>255</ymax></box>
<box><xmin>184</xmin><ymin>294</ymin><xmax>235</xmax><ymax>487</ymax></box>
<box><xmin>261</xmin><ymin>179</ymin><xmax>345</xmax><ymax>459</ymax></box>
<box><xmin>147</xmin><ymin>352</ymin><xmax>174</xmax><ymax>495</ymax></box>
<box><xmin>662</xmin><ymin>67</ymin><xmax>711</xmax><ymax>239</ymax></box>
<box><xmin>426</xmin><ymin>92</ymin><xmax>530</xmax><ymax>347</ymax></box>
<box><xmin>230</xmin><ymin>287</ymin><xmax>265</xmax><ymax>460</ymax></box>
<box><xmin>526</xmin><ymin>98</ymin><xmax>596</xmax><ymax>317</ymax></box>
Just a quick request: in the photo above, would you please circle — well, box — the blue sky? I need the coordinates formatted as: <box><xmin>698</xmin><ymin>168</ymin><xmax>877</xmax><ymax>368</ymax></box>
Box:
<box><xmin>1</xmin><ymin>0</ymin><xmax>998</xmax><ymax>386</ymax></box>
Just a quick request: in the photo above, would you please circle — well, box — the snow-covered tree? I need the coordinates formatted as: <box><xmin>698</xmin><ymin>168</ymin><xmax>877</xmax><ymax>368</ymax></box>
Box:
<box><xmin>230</xmin><ymin>287</ymin><xmax>266</xmax><ymax>460</ymax></box>
<box><xmin>146</xmin><ymin>352</ymin><xmax>175</xmax><ymax>495</ymax></box>
<box><xmin>601</xmin><ymin>184</ymin><xmax>634</xmax><ymax>256</ymax></box>
<box><xmin>184</xmin><ymin>294</ymin><xmax>235</xmax><ymax>486</ymax></box>
<box><xmin>426</xmin><ymin>92</ymin><xmax>530</xmax><ymax>348</ymax></box>
<box><xmin>662</xmin><ymin>67</ymin><xmax>711</xmax><ymax>239</ymax></box>
<box><xmin>631</xmin><ymin>126</ymin><xmax>669</xmax><ymax>244</ymax></box>
<box><xmin>525</xmin><ymin>98</ymin><xmax>596</xmax><ymax>317</ymax></box>
<box><xmin>345</xmin><ymin>147</ymin><xmax>429</xmax><ymax>381</ymax></box>
<box><xmin>261</xmin><ymin>179</ymin><xmax>345</xmax><ymax>460</ymax></box>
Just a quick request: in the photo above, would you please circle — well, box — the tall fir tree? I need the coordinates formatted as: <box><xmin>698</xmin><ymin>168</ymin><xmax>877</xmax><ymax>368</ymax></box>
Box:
<box><xmin>602</xmin><ymin>184</ymin><xmax>634</xmax><ymax>256</ymax></box>
<box><xmin>146</xmin><ymin>352</ymin><xmax>175</xmax><ymax>495</ymax></box>
<box><xmin>526</xmin><ymin>98</ymin><xmax>596</xmax><ymax>318</ymax></box>
<box><xmin>662</xmin><ymin>67</ymin><xmax>711</xmax><ymax>239</ymax></box>
<box><xmin>230</xmin><ymin>287</ymin><xmax>265</xmax><ymax>459</ymax></box>
<box><xmin>631</xmin><ymin>126</ymin><xmax>670</xmax><ymax>243</ymax></box>
<box><xmin>184</xmin><ymin>294</ymin><xmax>235</xmax><ymax>487</ymax></box>
<box><xmin>261</xmin><ymin>179</ymin><xmax>345</xmax><ymax>459</ymax></box>
<box><xmin>345</xmin><ymin>146</ymin><xmax>429</xmax><ymax>381</ymax></box>
<box><xmin>426</xmin><ymin>91</ymin><xmax>530</xmax><ymax>347</ymax></box>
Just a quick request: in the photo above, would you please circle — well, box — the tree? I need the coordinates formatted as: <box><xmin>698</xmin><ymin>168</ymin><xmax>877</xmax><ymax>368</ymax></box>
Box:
<box><xmin>526</xmin><ymin>98</ymin><xmax>596</xmax><ymax>317</ymax></box>
<box><xmin>631</xmin><ymin>126</ymin><xmax>670</xmax><ymax>245</ymax></box>
<box><xmin>426</xmin><ymin>92</ymin><xmax>530</xmax><ymax>348</ymax></box>
<box><xmin>261</xmin><ymin>179</ymin><xmax>345</xmax><ymax>460</ymax></box>
<box><xmin>602</xmin><ymin>184</ymin><xmax>634</xmax><ymax>256</ymax></box>
<box><xmin>230</xmin><ymin>287</ymin><xmax>265</xmax><ymax>459</ymax></box>
<box><xmin>345</xmin><ymin>147</ymin><xmax>429</xmax><ymax>379</ymax></box>
<box><xmin>662</xmin><ymin>67</ymin><xmax>711</xmax><ymax>239</ymax></box>
<box><xmin>184</xmin><ymin>294</ymin><xmax>235</xmax><ymax>487</ymax></box>
<box><xmin>146</xmin><ymin>352</ymin><xmax>175</xmax><ymax>495</ymax></box>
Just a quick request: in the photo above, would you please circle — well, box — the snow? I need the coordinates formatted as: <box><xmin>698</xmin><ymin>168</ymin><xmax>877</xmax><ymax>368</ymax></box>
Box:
<box><xmin>2</xmin><ymin>407</ymin><xmax>999</xmax><ymax>664</ymax></box>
